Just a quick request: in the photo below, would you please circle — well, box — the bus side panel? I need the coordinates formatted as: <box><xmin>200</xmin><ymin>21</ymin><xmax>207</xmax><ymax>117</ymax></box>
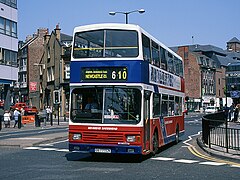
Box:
<box><xmin>163</xmin><ymin>116</ymin><xmax>184</xmax><ymax>144</ymax></box>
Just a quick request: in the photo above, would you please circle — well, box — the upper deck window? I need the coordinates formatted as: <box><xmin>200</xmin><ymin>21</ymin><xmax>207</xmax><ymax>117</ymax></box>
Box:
<box><xmin>73</xmin><ymin>29</ymin><xmax>138</xmax><ymax>58</ymax></box>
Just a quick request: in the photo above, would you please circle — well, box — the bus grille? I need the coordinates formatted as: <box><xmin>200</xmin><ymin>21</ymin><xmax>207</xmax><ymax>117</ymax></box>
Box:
<box><xmin>82</xmin><ymin>132</ymin><xmax>124</xmax><ymax>144</ymax></box>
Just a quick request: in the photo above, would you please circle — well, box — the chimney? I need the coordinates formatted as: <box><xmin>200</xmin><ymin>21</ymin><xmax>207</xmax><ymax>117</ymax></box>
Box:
<box><xmin>38</xmin><ymin>28</ymin><xmax>49</xmax><ymax>37</ymax></box>
<box><xmin>55</xmin><ymin>23</ymin><xmax>61</xmax><ymax>40</ymax></box>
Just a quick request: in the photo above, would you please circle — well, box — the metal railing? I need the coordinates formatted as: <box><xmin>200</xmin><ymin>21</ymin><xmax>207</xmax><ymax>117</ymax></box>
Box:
<box><xmin>202</xmin><ymin>112</ymin><xmax>240</xmax><ymax>153</ymax></box>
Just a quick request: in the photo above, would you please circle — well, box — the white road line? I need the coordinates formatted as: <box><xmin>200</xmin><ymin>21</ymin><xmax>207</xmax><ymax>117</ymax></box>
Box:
<box><xmin>24</xmin><ymin>146</ymin><xmax>69</xmax><ymax>152</ymax></box>
<box><xmin>183</xmin><ymin>131</ymin><xmax>201</xmax><ymax>146</ymax></box>
<box><xmin>40</xmin><ymin>148</ymin><xmax>58</xmax><ymax>151</ymax></box>
<box><xmin>24</xmin><ymin>147</ymin><xmax>42</xmax><ymax>150</ymax></box>
<box><xmin>173</xmin><ymin>159</ymin><xmax>199</xmax><ymax>164</ymax></box>
<box><xmin>199</xmin><ymin>162</ymin><xmax>226</xmax><ymax>166</ymax></box>
<box><xmin>151</xmin><ymin>157</ymin><xmax>175</xmax><ymax>161</ymax></box>
<box><xmin>230</xmin><ymin>165</ymin><xmax>240</xmax><ymax>168</ymax></box>
<box><xmin>55</xmin><ymin>149</ymin><xmax>69</xmax><ymax>152</ymax></box>
<box><xmin>39</xmin><ymin>139</ymin><xmax>68</xmax><ymax>146</ymax></box>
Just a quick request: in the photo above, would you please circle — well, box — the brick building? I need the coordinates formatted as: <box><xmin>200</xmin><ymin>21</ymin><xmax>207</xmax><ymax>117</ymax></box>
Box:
<box><xmin>18</xmin><ymin>28</ymin><xmax>48</xmax><ymax>108</ymax></box>
<box><xmin>172</xmin><ymin>44</ymin><xmax>238</xmax><ymax>112</ymax></box>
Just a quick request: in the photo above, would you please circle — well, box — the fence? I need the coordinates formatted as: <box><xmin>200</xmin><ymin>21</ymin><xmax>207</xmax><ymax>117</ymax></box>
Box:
<box><xmin>202</xmin><ymin>112</ymin><xmax>240</xmax><ymax>153</ymax></box>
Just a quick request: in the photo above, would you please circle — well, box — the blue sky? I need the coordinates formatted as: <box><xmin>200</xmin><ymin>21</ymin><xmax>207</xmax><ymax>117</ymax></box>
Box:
<box><xmin>18</xmin><ymin>0</ymin><xmax>240</xmax><ymax>49</ymax></box>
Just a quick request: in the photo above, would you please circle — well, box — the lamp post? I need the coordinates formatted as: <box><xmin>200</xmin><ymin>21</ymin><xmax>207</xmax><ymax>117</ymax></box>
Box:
<box><xmin>109</xmin><ymin>9</ymin><xmax>145</xmax><ymax>24</ymax></box>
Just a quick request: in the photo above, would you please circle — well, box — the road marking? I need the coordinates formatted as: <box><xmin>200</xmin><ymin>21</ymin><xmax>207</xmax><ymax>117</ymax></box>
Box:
<box><xmin>199</xmin><ymin>162</ymin><xmax>226</xmax><ymax>166</ymax></box>
<box><xmin>39</xmin><ymin>139</ymin><xmax>68</xmax><ymax>146</ymax></box>
<box><xmin>184</xmin><ymin>131</ymin><xmax>240</xmax><ymax>168</ymax></box>
<box><xmin>24</xmin><ymin>147</ymin><xmax>41</xmax><ymax>150</ymax></box>
<box><xmin>173</xmin><ymin>159</ymin><xmax>199</xmax><ymax>164</ymax></box>
<box><xmin>151</xmin><ymin>157</ymin><xmax>174</xmax><ymax>161</ymax></box>
<box><xmin>231</xmin><ymin>164</ymin><xmax>240</xmax><ymax>168</ymax></box>
<box><xmin>24</xmin><ymin>146</ymin><xmax>69</xmax><ymax>152</ymax></box>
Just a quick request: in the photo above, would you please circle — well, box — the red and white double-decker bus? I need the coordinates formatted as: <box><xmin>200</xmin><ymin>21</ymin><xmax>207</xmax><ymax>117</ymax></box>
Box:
<box><xmin>69</xmin><ymin>23</ymin><xmax>185</xmax><ymax>155</ymax></box>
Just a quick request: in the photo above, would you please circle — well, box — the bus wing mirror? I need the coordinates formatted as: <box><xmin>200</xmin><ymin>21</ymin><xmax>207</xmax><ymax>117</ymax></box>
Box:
<box><xmin>144</xmin><ymin>91</ymin><xmax>151</xmax><ymax>100</ymax></box>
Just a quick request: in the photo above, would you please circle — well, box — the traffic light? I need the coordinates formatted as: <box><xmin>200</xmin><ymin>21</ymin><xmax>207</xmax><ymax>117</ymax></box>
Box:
<box><xmin>53</xmin><ymin>90</ymin><xmax>60</xmax><ymax>104</ymax></box>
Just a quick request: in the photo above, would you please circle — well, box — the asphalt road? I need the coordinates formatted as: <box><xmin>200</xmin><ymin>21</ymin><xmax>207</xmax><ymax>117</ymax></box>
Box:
<box><xmin>0</xmin><ymin>114</ymin><xmax>239</xmax><ymax>180</ymax></box>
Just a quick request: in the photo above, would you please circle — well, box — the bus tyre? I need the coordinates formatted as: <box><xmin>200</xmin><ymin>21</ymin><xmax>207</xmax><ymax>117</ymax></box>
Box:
<box><xmin>152</xmin><ymin>132</ymin><xmax>159</xmax><ymax>156</ymax></box>
<box><xmin>175</xmin><ymin>127</ymin><xmax>179</xmax><ymax>144</ymax></box>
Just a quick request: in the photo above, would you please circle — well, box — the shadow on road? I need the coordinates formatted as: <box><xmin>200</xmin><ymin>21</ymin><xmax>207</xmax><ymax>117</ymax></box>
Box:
<box><xmin>65</xmin><ymin>152</ymin><xmax>151</xmax><ymax>163</ymax></box>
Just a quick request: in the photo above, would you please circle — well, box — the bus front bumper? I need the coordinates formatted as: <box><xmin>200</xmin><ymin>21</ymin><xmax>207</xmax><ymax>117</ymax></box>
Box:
<box><xmin>69</xmin><ymin>143</ymin><xmax>142</xmax><ymax>155</ymax></box>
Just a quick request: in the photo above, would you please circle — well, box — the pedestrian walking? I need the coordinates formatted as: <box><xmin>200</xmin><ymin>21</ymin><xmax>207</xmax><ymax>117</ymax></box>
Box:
<box><xmin>233</xmin><ymin>105</ymin><xmax>239</xmax><ymax>123</ymax></box>
<box><xmin>223</xmin><ymin>104</ymin><xmax>229</xmax><ymax>121</ymax></box>
<box><xmin>13</xmin><ymin>108</ymin><xmax>21</xmax><ymax>128</ymax></box>
<box><xmin>3</xmin><ymin>110</ymin><xmax>11</xmax><ymax>128</ymax></box>
<box><xmin>229</xmin><ymin>103</ymin><xmax>234</xmax><ymax>121</ymax></box>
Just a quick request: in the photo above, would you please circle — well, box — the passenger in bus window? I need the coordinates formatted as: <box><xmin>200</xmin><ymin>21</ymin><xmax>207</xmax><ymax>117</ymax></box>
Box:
<box><xmin>85</xmin><ymin>97</ymin><xmax>98</xmax><ymax>110</ymax></box>
<box><xmin>175</xmin><ymin>102</ymin><xmax>179</xmax><ymax>115</ymax></box>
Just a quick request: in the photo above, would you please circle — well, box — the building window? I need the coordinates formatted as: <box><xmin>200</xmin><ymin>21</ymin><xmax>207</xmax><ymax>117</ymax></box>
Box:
<box><xmin>0</xmin><ymin>17</ymin><xmax>4</xmax><ymax>34</ymax></box>
<box><xmin>1</xmin><ymin>48</ymin><xmax>17</xmax><ymax>66</ymax></box>
<box><xmin>0</xmin><ymin>16</ymin><xmax>18</xmax><ymax>38</ymax></box>
<box><xmin>47</xmin><ymin>67</ymin><xmax>55</xmax><ymax>82</ymax></box>
<box><xmin>0</xmin><ymin>0</ymin><xmax>17</xmax><ymax>9</ymax></box>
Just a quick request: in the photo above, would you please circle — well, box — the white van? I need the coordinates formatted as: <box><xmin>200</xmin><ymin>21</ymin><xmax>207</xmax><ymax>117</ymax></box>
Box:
<box><xmin>205</xmin><ymin>106</ymin><xmax>218</xmax><ymax>113</ymax></box>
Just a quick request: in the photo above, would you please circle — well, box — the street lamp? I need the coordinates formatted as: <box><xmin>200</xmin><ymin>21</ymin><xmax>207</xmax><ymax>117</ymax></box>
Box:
<box><xmin>109</xmin><ymin>9</ymin><xmax>145</xmax><ymax>24</ymax></box>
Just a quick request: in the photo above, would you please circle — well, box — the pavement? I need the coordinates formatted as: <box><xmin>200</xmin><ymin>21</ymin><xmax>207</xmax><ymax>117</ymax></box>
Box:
<box><xmin>0</xmin><ymin>117</ymin><xmax>68</xmax><ymax>148</ymax></box>
<box><xmin>0</xmin><ymin>114</ymin><xmax>240</xmax><ymax>163</ymax></box>
<box><xmin>186</xmin><ymin>112</ymin><xmax>240</xmax><ymax>162</ymax></box>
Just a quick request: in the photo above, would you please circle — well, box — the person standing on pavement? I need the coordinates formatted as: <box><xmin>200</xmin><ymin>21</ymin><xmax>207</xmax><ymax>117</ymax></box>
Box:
<box><xmin>13</xmin><ymin>108</ymin><xmax>21</xmax><ymax>128</ymax></box>
<box><xmin>46</xmin><ymin>106</ymin><xmax>52</xmax><ymax>121</ymax></box>
<box><xmin>229</xmin><ymin>103</ymin><xmax>234</xmax><ymax>121</ymax></box>
<box><xmin>3</xmin><ymin>110</ymin><xmax>11</xmax><ymax>128</ymax></box>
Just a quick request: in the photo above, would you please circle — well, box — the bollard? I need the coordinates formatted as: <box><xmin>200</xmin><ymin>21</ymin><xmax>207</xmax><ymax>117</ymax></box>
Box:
<box><xmin>44</xmin><ymin>117</ymin><xmax>46</xmax><ymax>126</ymax></box>
<box><xmin>35</xmin><ymin>114</ymin><xmax>40</xmax><ymax>127</ymax></box>
<box><xmin>18</xmin><ymin>114</ymin><xmax>21</xmax><ymax>129</ymax></box>
<box><xmin>35</xmin><ymin>114</ymin><xmax>38</xmax><ymax>127</ymax></box>
<box><xmin>38</xmin><ymin>114</ymin><xmax>41</xmax><ymax>127</ymax></box>
<box><xmin>57</xmin><ymin>105</ymin><xmax>59</xmax><ymax>125</ymax></box>
<box><xmin>50</xmin><ymin>113</ymin><xmax>53</xmax><ymax>126</ymax></box>
<box><xmin>0</xmin><ymin>118</ymin><xmax>2</xmax><ymax>131</ymax></box>
<box><xmin>64</xmin><ymin>114</ymin><xmax>66</xmax><ymax>122</ymax></box>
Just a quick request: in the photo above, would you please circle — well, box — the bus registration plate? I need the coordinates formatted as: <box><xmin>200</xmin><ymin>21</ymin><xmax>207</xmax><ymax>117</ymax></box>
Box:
<box><xmin>95</xmin><ymin>148</ymin><xmax>111</xmax><ymax>153</ymax></box>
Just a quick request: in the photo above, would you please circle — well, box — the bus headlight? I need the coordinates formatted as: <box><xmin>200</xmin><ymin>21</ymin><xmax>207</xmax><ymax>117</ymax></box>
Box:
<box><xmin>126</xmin><ymin>135</ymin><xmax>136</xmax><ymax>142</ymax></box>
<box><xmin>72</xmin><ymin>133</ymin><xmax>82</xmax><ymax>140</ymax></box>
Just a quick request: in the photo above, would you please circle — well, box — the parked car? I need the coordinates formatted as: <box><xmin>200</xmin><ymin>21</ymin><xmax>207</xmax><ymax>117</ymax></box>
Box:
<box><xmin>205</xmin><ymin>106</ymin><xmax>218</xmax><ymax>114</ymax></box>
<box><xmin>10</xmin><ymin>102</ymin><xmax>27</xmax><ymax>110</ymax></box>
<box><xmin>24</xmin><ymin>106</ymin><xmax>38</xmax><ymax>115</ymax></box>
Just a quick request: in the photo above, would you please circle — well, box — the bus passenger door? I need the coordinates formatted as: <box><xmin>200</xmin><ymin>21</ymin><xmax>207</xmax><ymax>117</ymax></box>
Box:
<box><xmin>143</xmin><ymin>91</ymin><xmax>151</xmax><ymax>151</ymax></box>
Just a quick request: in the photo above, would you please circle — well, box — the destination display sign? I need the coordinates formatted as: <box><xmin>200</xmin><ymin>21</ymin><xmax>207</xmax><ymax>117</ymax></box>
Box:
<box><xmin>82</xmin><ymin>67</ymin><xmax>128</xmax><ymax>82</ymax></box>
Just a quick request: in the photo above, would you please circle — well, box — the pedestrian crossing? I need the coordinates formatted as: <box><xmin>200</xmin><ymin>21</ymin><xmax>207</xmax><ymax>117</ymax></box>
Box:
<box><xmin>24</xmin><ymin>146</ymin><xmax>69</xmax><ymax>152</ymax></box>
<box><xmin>23</xmin><ymin>146</ymin><xmax>240</xmax><ymax>168</ymax></box>
<box><xmin>151</xmin><ymin>156</ymin><xmax>240</xmax><ymax>168</ymax></box>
